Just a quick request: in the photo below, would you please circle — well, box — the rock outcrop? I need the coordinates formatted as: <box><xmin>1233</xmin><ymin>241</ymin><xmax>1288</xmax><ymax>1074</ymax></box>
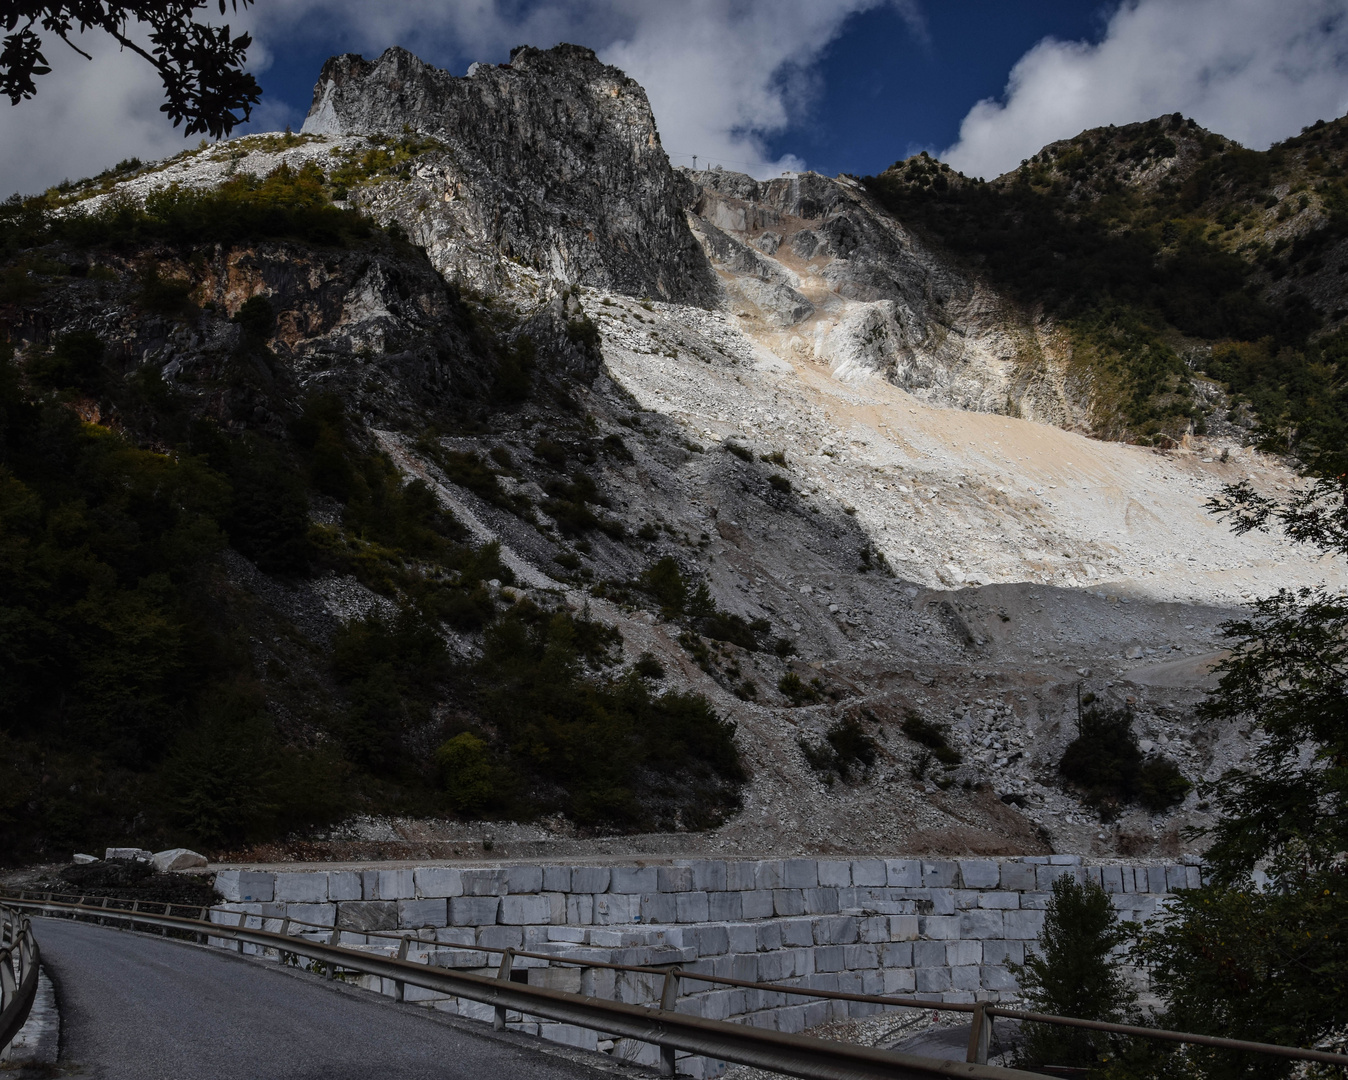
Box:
<box><xmin>302</xmin><ymin>45</ymin><xmax>717</xmax><ymax>306</ymax></box>
<box><xmin>680</xmin><ymin>168</ymin><xmax>1088</xmax><ymax>427</ymax></box>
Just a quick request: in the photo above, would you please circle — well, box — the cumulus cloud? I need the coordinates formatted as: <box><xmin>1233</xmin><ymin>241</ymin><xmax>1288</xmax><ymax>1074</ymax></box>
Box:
<box><xmin>0</xmin><ymin>0</ymin><xmax>911</xmax><ymax>193</ymax></box>
<box><xmin>0</xmin><ymin>33</ymin><xmax>196</xmax><ymax>197</ymax></box>
<box><xmin>942</xmin><ymin>0</ymin><xmax>1348</xmax><ymax>180</ymax></box>
<box><xmin>248</xmin><ymin>0</ymin><xmax>902</xmax><ymax>178</ymax></box>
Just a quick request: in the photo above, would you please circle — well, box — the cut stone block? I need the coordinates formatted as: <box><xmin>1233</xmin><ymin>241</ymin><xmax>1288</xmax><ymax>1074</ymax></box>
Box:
<box><xmin>1100</xmin><ymin>866</ymin><xmax>1124</xmax><ymax>893</ymax></box>
<box><xmin>708</xmin><ymin>891</ymin><xmax>742</xmax><ymax>921</ymax></box>
<box><xmin>851</xmin><ymin>859</ymin><xmax>887</xmax><ymax>887</ymax></box>
<box><xmin>106</xmin><ymin>847</ymin><xmax>152</xmax><ymax>862</ymax></box>
<box><xmin>461</xmin><ymin>869</ymin><xmax>507</xmax><ymax>896</ymax></box>
<box><xmin>275</xmin><ymin>872</ymin><xmax>328</xmax><ymax>903</ymax></box>
<box><xmin>414</xmin><ymin>868</ymin><xmax>463</xmax><ymax>899</ymax></box>
<box><xmin>977</xmin><ymin>891</ymin><xmax>1020</xmax><ymax>909</ymax></box>
<box><xmin>916</xmin><ymin>967</ymin><xmax>952</xmax><ymax>993</ymax></box>
<box><xmin>919</xmin><ymin>915</ymin><xmax>960</xmax><ymax>940</ymax></box>
<box><xmin>815</xmin><ymin>945</ymin><xmax>845</xmax><ymax>973</ymax></box>
<box><xmin>689</xmin><ymin>860</ymin><xmax>728</xmax><ymax>892</ymax></box>
<box><xmin>922</xmin><ymin>861</ymin><xmax>958</xmax><ymax>888</ymax></box>
<box><xmin>505</xmin><ymin>866</ymin><xmax>543</xmax><ymax>894</ymax></box>
<box><xmin>398</xmin><ymin>898</ymin><xmax>447</xmax><ymax>928</ymax></box>
<box><xmin>783</xmin><ymin>859</ymin><xmax>818</xmax><ymax>889</ymax></box>
<box><xmin>640</xmin><ymin>892</ymin><xmax>676</xmax><ymax>924</ymax></box>
<box><xmin>500</xmin><ymin>895</ymin><xmax>551</xmax><ymax>924</ymax></box>
<box><xmin>959</xmin><ymin>909</ymin><xmax>1004</xmax><ymax>938</ymax></box>
<box><xmin>658</xmin><ymin>865</ymin><xmax>693</xmax><ymax>892</ymax></box>
<box><xmin>676</xmin><ymin>892</ymin><xmax>710</xmax><ymax>923</ymax></box>
<box><xmin>951</xmin><ymin>965</ymin><xmax>982</xmax><ymax>991</ymax></box>
<box><xmin>610</xmin><ymin>866</ymin><xmax>657</xmax><ymax>893</ymax></box>
<box><xmin>754</xmin><ymin>861</ymin><xmax>785</xmax><ymax>890</ymax></box>
<box><xmin>803</xmin><ymin>888</ymin><xmax>840</xmax><ymax>915</ymax></box>
<box><xmin>337</xmin><ymin>901</ymin><xmax>398</xmax><ymax>932</ymax></box>
<box><xmin>884</xmin><ymin>968</ymin><xmax>916</xmax><ymax>994</ymax></box>
<box><xmin>813</xmin><ymin>916</ymin><xmax>859</xmax><ymax>945</ymax></box>
<box><xmin>958</xmin><ymin>861</ymin><xmax>999</xmax><ymax>889</ymax></box>
<box><xmin>817</xmin><ymin>860</ymin><xmax>851</xmax><ymax>887</ymax></box>
<box><xmin>885</xmin><ymin>859</ymin><xmax>921</xmax><ymax>888</ymax></box>
<box><xmin>570</xmin><ymin>866</ymin><xmax>609</xmax><ymax>893</ymax></box>
<box><xmin>913</xmin><ymin>939</ymin><xmax>946</xmax><ymax>966</ymax></box>
<box><xmin>773</xmin><ymin>890</ymin><xmax>805</xmax><ymax>917</ymax></box>
<box><xmin>741</xmin><ymin>890</ymin><xmax>774</xmax><ymax>920</ymax></box>
<box><xmin>946</xmin><ymin>940</ymin><xmax>981</xmax><ymax>966</ymax></box>
<box><xmin>889</xmin><ymin>915</ymin><xmax>919</xmax><ymax>940</ymax></box>
<box><xmin>541</xmin><ymin>865</ymin><xmax>571</xmax><ymax>892</ymax></box>
<box><xmin>1004</xmin><ymin>909</ymin><xmax>1046</xmax><ymax>939</ymax></box>
<box><xmin>880</xmin><ymin>941</ymin><xmax>913</xmax><ymax>967</ymax></box>
<box><xmin>215</xmin><ymin>870</ymin><xmax>274</xmax><ymax>903</ymax></box>
<box><xmin>451</xmin><ymin>896</ymin><xmax>501</xmax><ymax>925</ymax></box>
<box><xmin>378</xmin><ymin>869</ymin><xmax>415</xmax><ymax>900</ymax></box>
<box><xmin>999</xmin><ymin>862</ymin><xmax>1037</xmax><ymax>892</ymax></box>
<box><xmin>981</xmin><ymin>965</ymin><xmax>1018</xmax><ymax>991</ymax></box>
<box><xmin>327</xmin><ymin>871</ymin><xmax>361</xmax><ymax>901</ymax></box>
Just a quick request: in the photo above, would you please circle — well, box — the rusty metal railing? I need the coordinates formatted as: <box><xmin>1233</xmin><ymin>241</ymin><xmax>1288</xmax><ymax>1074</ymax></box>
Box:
<box><xmin>8</xmin><ymin>891</ymin><xmax>1348</xmax><ymax>1075</ymax></box>
<box><xmin>0</xmin><ymin>904</ymin><xmax>40</xmax><ymax>1052</ymax></box>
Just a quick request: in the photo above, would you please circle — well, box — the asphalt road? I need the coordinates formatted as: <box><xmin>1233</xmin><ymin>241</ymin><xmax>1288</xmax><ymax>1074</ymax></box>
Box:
<box><xmin>35</xmin><ymin>917</ymin><xmax>623</xmax><ymax>1080</ymax></box>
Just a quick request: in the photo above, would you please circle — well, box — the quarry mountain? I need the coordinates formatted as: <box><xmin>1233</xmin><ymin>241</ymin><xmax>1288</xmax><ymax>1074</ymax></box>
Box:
<box><xmin>1</xmin><ymin>43</ymin><xmax>1345</xmax><ymax>867</ymax></box>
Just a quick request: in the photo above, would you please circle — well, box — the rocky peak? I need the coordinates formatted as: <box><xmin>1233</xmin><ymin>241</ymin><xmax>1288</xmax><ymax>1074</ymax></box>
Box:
<box><xmin>303</xmin><ymin>45</ymin><xmax>716</xmax><ymax>305</ymax></box>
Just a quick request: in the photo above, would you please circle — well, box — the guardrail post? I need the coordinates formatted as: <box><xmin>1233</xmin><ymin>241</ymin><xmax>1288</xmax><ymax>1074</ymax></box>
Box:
<box><xmin>394</xmin><ymin>936</ymin><xmax>410</xmax><ymax>1002</ymax></box>
<box><xmin>967</xmin><ymin>1001</ymin><xmax>991</xmax><ymax>1065</ymax></box>
<box><xmin>237</xmin><ymin>911</ymin><xmax>247</xmax><ymax>954</ymax></box>
<box><xmin>494</xmin><ymin>948</ymin><xmax>515</xmax><ymax>1031</ymax></box>
<box><xmin>326</xmin><ymin>927</ymin><xmax>341</xmax><ymax>980</ymax></box>
<box><xmin>659</xmin><ymin>968</ymin><xmax>682</xmax><ymax>1077</ymax></box>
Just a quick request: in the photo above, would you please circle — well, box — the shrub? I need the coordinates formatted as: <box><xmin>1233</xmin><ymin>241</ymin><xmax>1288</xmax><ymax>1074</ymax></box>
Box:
<box><xmin>1059</xmin><ymin>702</ymin><xmax>1189</xmax><ymax>816</ymax></box>
<box><xmin>641</xmin><ymin>556</ymin><xmax>688</xmax><ymax>615</ymax></box>
<box><xmin>767</xmin><ymin>473</ymin><xmax>791</xmax><ymax>494</ymax></box>
<box><xmin>435</xmin><ymin>732</ymin><xmax>500</xmax><ymax>815</ymax></box>
<box><xmin>900</xmin><ymin>710</ymin><xmax>962</xmax><ymax>766</ymax></box>
<box><xmin>723</xmin><ymin>441</ymin><xmax>753</xmax><ymax>461</ymax></box>
<box><xmin>798</xmin><ymin>718</ymin><xmax>878</xmax><ymax>781</ymax></box>
<box><xmin>779</xmin><ymin>671</ymin><xmax>820</xmax><ymax>705</ymax></box>
<box><xmin>634</xmin><ymin>652</ymin><xmax>665</xmax><ymax>679</ymax></box>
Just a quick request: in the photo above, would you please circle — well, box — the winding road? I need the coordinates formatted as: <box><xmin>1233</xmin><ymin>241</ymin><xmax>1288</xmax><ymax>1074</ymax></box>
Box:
<box><xmin>35</xmin><ymin>917</ymin><xmax>622</xmax><ymax>1080</ymax></box>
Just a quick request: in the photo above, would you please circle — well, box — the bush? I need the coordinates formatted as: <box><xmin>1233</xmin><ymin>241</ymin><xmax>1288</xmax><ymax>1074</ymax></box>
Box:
<box><xmin>900</xmin><ymin>710</ymin><xmax>962</xmax><ymax>766</ymax></box>
<box><xmin>1059</xmin><ymin>703</ymin><xmax>1188</xmax><ymax>816</ymax></box>
<box><xmin>779</xmin><ymin>671</ymin><xmax>820</xmax><ymax>705</ymax></box>
<box><xmin>435</xmin><ymin>732</ymin><xmax>500</xmax><ymax>815</ymax></box>
<box><xmin>641</xmin><ymin>556</ymin><xmax>688</xmax><ymax>615</ymax></box>
<box><xmin>799</xmin><ymin>718</ymin><xmax>878</xmax><ymax>782</ymax></box>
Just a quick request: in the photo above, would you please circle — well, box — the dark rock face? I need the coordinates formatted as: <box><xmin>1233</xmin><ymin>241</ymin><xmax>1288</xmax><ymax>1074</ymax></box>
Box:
<box><xmin>303</xmin><ymin>45</ymin><xmax>717</xmax><ymax>306</ymax></box>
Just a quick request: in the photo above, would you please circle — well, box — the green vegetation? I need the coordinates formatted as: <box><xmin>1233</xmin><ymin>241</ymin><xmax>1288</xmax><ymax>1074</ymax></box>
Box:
<box><xmin>1058</xmin><ymin>700</ymin><xmax>1190</xmax><ymax>817</ymax></box>
<box><xmin>0</xmin><ymin>259</ymin><xmax>743</xmax><ymax>857</ymax></box>
<box><xmin>865</xmin><ymin>115</ymin><xmax>1348</xmax><ymax>464</ymax></box>
<box><xmin>2</xmin><ymin>163</ymin><xmax>378</xmax><ymax>253</ymax></box>
<box><xmin>899</xmin><ymin>709</ymin><xmax>962</xmax><ymax>767</ymax></box>
<box><xmin>1011</xmin><ymin>874</ymin><xmax>1137</xmax><ymax>1070</ymax></box>
<box><xmin>797</xmin><ymin>717</ymin><xmax>878</xmax><ymax>783</ymax></box>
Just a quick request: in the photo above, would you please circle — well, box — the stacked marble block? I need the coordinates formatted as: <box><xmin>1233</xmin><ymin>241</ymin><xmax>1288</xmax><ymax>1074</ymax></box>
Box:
<box><xmin>213</xmin><ymin>856</ymin><xmax>1198</xmax><ymax>1077</ymax></box>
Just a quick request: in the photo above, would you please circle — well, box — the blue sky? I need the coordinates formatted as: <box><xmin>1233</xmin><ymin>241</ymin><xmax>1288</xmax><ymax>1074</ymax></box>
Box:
<box><xmin>2</xmin><ymin>0</ymin><xmax>1347</xmax><ymax>195</ymax></box>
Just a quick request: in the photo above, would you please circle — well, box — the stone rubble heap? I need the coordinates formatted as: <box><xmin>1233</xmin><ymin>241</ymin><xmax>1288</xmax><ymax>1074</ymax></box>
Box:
<box><xmin>214</xmin><ymin>855</ymin><xmax>1196</xmax><ymax>1076</ymax></box>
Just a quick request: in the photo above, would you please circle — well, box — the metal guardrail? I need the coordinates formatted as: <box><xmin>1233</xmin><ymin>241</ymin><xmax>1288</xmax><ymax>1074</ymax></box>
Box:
<box><xmin>0</xmin><ymin>904</ymin><xmax>40</xmax><ymax>1052</ymax></box>
<box><xmin>6</xmin><ymin>894</ymin><xmax>1040</xmax><ymax>1080</ymax></box>
<box><xmin>8</xmin><ymin>892</ymin><xmax>1348</xmax><ymax>1075</ymax></box>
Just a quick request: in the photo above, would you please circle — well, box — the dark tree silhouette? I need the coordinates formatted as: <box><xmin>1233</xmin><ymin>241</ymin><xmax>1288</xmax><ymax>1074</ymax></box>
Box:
<box><xmin>2</xmin><ymin>1</ymin><xmax>261</xmax><ymax>137</ymax></box>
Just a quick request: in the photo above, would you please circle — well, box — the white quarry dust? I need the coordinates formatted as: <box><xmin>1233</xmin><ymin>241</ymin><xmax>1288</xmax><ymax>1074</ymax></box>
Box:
<box><xmin>593</xmin><ymin>290</ymin><xmax>1344</xmax><ymax>606</ymax></box>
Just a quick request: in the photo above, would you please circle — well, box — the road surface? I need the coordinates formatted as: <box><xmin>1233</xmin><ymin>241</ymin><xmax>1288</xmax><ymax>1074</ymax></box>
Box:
<box><xmin>35</xmin><ymin>917</ymin><xmax>623</xmax><ymax>1080</ymax></box>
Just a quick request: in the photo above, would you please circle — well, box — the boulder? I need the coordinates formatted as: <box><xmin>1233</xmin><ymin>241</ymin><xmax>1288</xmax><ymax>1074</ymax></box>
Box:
<box><xmin>72</xmin><ymin>853</ymin><xmax>99</xmax><ymax>864</ymax></box>
<box><xmin>151</xmin><ymin>848</ymin><xmax>208</xmax><ymax>872</ymax></box>
<box><xmin>105</xmin><ymin>847</ymin><xmax>153</xmax><ymax>862</ymax></box>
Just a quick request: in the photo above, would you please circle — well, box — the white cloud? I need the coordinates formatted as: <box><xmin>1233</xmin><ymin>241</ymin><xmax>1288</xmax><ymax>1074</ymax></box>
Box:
<box><xmin>1</xmin><ymin>0</ymin><xmax>912</xmax><ymax>194</ymax></box>
<box><xmin>942</xmin><ymin>0</ymin><xmax>1348</xmax><ymax>180</ymax></box>
<box><xmin>0</xmin><ymin>33</ymin><xmax>197</xmax><ymax>197</ymax></box>
<box><xmin>246</xmin><ymin>0</ymin><xmax>899</xmax><ymax>178</ymax></box>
